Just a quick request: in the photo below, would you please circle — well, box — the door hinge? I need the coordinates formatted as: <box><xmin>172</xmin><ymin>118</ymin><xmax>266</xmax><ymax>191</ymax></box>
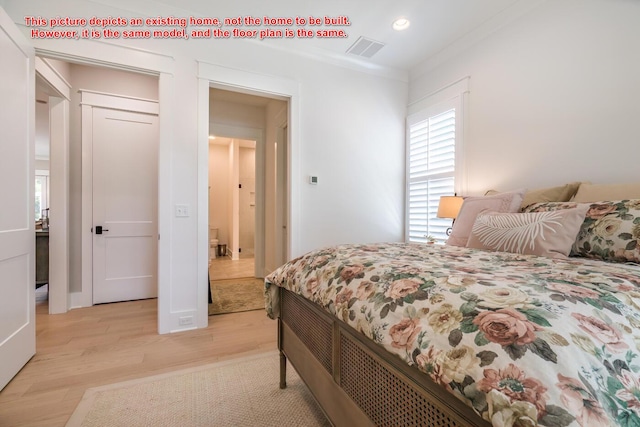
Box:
<box><xmin>239</xmin><ymin>247</ymin><xmax>241</xmax><ymax>253</ymax></box>
<box><xmin>239</xmin><ymin>184</ymin><xmax>242</xmax><ymax>189</ymax></box>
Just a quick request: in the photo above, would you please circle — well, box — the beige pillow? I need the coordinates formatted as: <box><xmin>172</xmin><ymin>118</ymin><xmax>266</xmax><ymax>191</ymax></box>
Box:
<box><xmin>446</xmin><ymin>190</ymin><xmax>525</xmax><ymax>247</ymax></box>
<box><xmin>466</xmin><ymin>205</ymin><xmax>590</xmax><ymax>258</ymax></box>
<box><xmin>485</xmin><ymin>182</ymin><xmax>582</xmax><ymax>209</ymax></box>
<box><xmin>573</xmin><ymin>183</ymin><xmax>640</xmax><ymax>203</ymax></box>
<box><xmin>520</xmin><ymin>182</ymin><xmax>582</xmax><ymax>209</ymax></box>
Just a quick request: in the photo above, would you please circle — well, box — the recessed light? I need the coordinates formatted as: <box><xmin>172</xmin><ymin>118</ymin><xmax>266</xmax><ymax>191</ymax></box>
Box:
<box><xmin>392</xmin><ymin>18</ymin><xmax>410</xmax><ymax>31</ymax></box>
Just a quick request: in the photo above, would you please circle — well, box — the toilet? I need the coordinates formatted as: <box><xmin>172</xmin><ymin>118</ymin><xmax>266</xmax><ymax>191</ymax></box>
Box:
<box><xmin>209</xmin><ymin>228</ymin><xmax>219</xmax><ymax>260</ymax></box>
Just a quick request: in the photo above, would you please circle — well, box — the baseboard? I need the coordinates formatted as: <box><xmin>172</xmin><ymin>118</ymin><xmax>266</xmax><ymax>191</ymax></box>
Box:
<box><xmin>69</xmin><ymin>291</ymin><xmax>86</xmax><ymax>309</ymax></box>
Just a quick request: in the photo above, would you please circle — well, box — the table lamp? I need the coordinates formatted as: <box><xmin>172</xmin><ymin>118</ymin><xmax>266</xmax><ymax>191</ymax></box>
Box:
<box><xmin>437</xmin><ymin>195</ymin><xmax>464</xmax><ymax>236</ymax></box>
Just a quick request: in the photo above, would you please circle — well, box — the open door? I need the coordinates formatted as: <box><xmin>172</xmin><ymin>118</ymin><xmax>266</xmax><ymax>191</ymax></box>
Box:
<box><xmin>0</xmin><ymin>7</ymin><xmax>36</xmax><ymax>390</ymax></box>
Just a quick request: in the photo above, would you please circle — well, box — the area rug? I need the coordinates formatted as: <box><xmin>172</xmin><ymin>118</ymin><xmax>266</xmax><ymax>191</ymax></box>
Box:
<box><xmin>66</xmin><ymin>352</ymin><xmax>330</xmax><ymax>427</ymax></box>
<box><xmin>208</xmin><ymin>277</ymin><xmax>265</xmax><ymax>315</ymax></box>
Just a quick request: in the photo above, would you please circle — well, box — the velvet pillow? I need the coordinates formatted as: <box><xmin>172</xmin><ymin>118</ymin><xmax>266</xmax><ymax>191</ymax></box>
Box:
<box><xmin>466</xmin><ymin>205</ymin><xmax>590</xmax><ymax>258</ymax></box>
<box><xmin>446</xmin><ymin>190</ymin><xmax>525</xmax><ymax>247</ymax></box>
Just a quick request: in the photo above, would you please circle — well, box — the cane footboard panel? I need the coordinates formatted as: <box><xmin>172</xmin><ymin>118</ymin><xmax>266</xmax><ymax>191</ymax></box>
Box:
<box><xmin>279</xmin><ymin>287</ymin><xmax>488</xmax><ymax>427</ymax></box>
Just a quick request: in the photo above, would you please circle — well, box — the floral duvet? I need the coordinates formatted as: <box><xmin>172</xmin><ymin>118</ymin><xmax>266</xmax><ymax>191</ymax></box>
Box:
<box><xmin>265</xmin><ymin>242</ymin><xmax>640</xmax><ymax>427</ymax></box>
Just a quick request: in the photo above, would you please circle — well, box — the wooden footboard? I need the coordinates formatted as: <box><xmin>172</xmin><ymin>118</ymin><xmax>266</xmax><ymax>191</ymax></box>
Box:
<box><xmin>278</xmin><ymin>287</ymin><xmax>490</xmax><ymax>427</ymax></box>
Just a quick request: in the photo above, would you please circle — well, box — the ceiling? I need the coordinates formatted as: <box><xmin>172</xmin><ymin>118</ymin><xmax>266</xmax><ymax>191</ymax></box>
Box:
<box><xmin>94</xmin><ymin>0</ymin><xmax>534</xmax><ymax>73</ymax></box>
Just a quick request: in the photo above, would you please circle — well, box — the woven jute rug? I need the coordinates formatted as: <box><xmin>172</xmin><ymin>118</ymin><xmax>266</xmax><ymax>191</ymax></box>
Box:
<box><xmin>66</xmin><ymin>352</ymin><xmax>330</xmax><ymax>427</ymax></box>
<box><xmin>208</xmin><ymin>277</ymin><xmax>265</xmax><ymax>315</ymax></box>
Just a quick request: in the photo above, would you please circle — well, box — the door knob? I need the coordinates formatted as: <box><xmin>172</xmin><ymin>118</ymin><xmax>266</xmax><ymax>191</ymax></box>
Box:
<box><xmin>95</xmin><ymin>226</ymin><xmax>109</xmax><ymax>234</ymax></box>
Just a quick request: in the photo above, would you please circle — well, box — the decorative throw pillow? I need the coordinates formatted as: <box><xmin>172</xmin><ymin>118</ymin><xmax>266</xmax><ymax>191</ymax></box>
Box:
<box><xmin>466</xmin><ymin>205</ymin><xmax>590</xmax><ymax>258</ymax></box>
<box><xmin>446</xmin><ymin>190</ymin><xmax>525</xmax><ymax>247</ymax></box>
<box><xmin>525</xmin><ymin>200</ymin><xmax>640</xmax><ymax>263</ymax></box>
<box><xmin>572</xmin><ymin>200</ymin><xmax>640</xmax><ymax>263</ymax></box>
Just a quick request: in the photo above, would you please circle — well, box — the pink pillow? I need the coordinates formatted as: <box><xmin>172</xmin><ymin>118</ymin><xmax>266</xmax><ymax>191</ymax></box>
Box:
<box><xmin>466</xmin><ymin>205</ymin><xmax>590</xmax><ymax>258</ymax></box>
<box><xmin>446</xmin><ymin>190</ymin><xmax>525</xmax><ymax>247</ymax></box>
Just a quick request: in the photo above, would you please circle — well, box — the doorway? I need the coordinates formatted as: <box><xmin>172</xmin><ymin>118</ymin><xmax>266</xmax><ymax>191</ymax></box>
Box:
<box><xmin>207</xmin><ymin>87</ymin><xmax>288</xmax><ymax>315</ymax></box>
<box><xmin>32</xmin><ymin>58</ymin><xmax>160</xmax><ymax>311</ymax></box>
<box><xmin>208</xmin><ymin>137</ymin><xmax>257</xmax><ymax>280</ymax></box>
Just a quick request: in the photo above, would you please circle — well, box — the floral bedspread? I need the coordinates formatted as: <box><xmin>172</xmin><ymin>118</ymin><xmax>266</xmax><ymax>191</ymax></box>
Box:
<box><xmin>265</xmin><ymin>242</ymin><xmax>640</xmax><ymax>427</ymax></box>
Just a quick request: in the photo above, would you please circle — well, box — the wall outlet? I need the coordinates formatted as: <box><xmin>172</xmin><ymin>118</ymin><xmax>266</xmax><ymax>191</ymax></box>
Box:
<box><xmin>175</xmin><ymin>204</ymin><xmax>189</xmax><ymax>217</ymax></box>
<box><xmin>178</xmin><ymin>316</ymin><xmax>194</xmax><ymax>326</ymax></box>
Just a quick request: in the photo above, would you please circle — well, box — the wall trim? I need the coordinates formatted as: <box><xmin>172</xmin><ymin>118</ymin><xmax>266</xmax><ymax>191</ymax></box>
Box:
<box><xmin>79</xmin><ymin>89</ymin><xmax>159</xmax><ymax>114</ymax></box>
<box><xmin>47</xmin><ymin>96</ymin><xmax>70</xmax><ymax>314</ymax></box>
<box><xmin>197</xmin><ymin>62</ymin><xmax>300</xmax><ymax>331</ymax></box>
<box><xmin>407</xmin><ymin>76</ymin><xmax>470</xmax><ymax>116</ymax></box>
<box><xmin>410</xmin><ymin>0</ymin><xmax>547</xmax><ymax>79</ymax></box>
<box><xmin>35</xmin><ymin>57</ymin><xmax>71</xmax><ymax>100</ymax></box>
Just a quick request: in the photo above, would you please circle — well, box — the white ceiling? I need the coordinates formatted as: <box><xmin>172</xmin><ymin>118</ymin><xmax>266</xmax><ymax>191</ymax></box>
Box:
<box><xmin>94</xmin><ymin>0</ymin><xmax>536</xmax><ymax>73</ymax></box>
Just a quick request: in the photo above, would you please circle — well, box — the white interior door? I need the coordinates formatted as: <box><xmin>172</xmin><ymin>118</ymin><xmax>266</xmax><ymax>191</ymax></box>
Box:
<box><xmin>91</xmin><ymin>107</ymin><xmax>158</xmax><ymax>304</ymax></box>
<box><xmin>0</xmin><ymin>8</ymin><xmax>35</xmax><ymax>390</ymax></box>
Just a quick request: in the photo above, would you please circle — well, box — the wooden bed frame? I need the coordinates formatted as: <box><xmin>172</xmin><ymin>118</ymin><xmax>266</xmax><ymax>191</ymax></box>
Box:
<box><xmin>277</xmin><ymin>287</ymin><xmax>491</xmax><ymax>427</ymax></box>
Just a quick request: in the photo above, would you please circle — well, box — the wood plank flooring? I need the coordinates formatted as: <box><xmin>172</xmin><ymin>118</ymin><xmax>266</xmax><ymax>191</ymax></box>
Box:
<box><xmin>209</xmin><ymin>255</ymin><xmax>255</xmax><ymax>281</ymax></box>
<box><xmin>0</xmin><ymin>290</ymin><xmax>277</xmax><ymax>427</ymax></box>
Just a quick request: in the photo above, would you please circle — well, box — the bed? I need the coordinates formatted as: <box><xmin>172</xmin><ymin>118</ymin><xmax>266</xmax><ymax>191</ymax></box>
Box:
<box><xmin>265</xmin><ymin>195</ymin><xmax>640</xmax><ymax>427</ymax></box>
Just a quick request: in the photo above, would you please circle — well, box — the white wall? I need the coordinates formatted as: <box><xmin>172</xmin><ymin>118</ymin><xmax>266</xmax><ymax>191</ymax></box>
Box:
<box><xmin>209</xmin><ymin>143</ymin><xmax>229</xmax><ymax>249</ymax></box>
<box><xmin>210</xmin><ymin>95</ymin><xmax>266</xmax><ymax>130</ymax></box>
<box><xmin>299</xmin><ymin>64</ymin><xmax>406</xmax><ymax>250</ymax></box>
<box><xmin>410</xmin><ymin>0</ymin><xmax>640</xmax><ymax>195</ymax></box>
<box><xmin>239</xmin><ymin>146</ymin><xmax>255</xmax><ymax>255</ymax></box>
<box><xmin>2</xmin><ymin>0</ymin><xmax>407</xmax><ymax>332</ymax></box>
<box><xmin>35</xmin><ymin>101</ymin><xmax>49</xmax><ymax>160</ymax></box>
<box><xmin>45</xmin><ymin>58</ymin><xmax>71</xmax><ymax>83</ymax></box>
<box><xmin>35</xmin><ymin>159</ymin><xmax>49</xmax><ymax>171</ymax></box>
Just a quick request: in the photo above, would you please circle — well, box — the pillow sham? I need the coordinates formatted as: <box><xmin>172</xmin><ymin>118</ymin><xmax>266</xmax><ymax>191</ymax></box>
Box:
<box><xmin>446</xmin><ymin>190</ymin><xmax>525</xmax><ymax>247</ymax></box>
<box><xmin>573</xmin><ymin>183</ymin><xmax>640</xmax><ymax>203</ymax></box>
<box><xmin>466</xmin><ymin>205</ymin><xmax>589</xmax><ymax>258</ymax></box>
<box><xmin>520</xmin><ymin>182</ymin><xmax>583</xmax><ymax>209</ymax></box>
<box><xmin>485</xmin><ymin>182</ymin><xmax>583</xmax><ymax>210</ymax></box>
<box><xmin>525</xmin><ymin>200</ymin><xmax>640</xmax><ymax>264</ymax></box>
<box><xmin>573</xmin><ymin>200</ymin><xmax>640</xmax><ymax>263</ymax></box>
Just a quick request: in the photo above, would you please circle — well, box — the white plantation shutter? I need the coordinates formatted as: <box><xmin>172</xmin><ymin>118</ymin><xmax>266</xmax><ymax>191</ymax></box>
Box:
<box><xmin>407</xmin><ymin>107</ymin><xmax>457</xmax><ymax>242</ymax></box>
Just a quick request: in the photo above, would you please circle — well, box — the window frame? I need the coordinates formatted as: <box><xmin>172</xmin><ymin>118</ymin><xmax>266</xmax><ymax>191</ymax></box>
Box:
<box><xmin>404</xmin><ymin>77</ymin><xmax>468</xmax><ymax>243</ymax></box>
<box><xmin>35</xmin><ymin>169</ymin><xmax>50</xmax><ymax>221</ymax></box>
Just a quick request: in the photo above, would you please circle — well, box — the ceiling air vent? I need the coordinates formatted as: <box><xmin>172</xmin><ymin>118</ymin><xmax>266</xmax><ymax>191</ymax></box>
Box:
<box><xmin>346</xmin><ymin>36</ymin><xmax>385</xmax><ymax>58</ymax></box>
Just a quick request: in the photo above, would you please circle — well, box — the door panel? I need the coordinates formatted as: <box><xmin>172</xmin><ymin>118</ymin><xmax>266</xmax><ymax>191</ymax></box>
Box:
<box><xmin>92</xmin><ymin>108</ymin><xmax>158</xmax><ymax>304</ymax></box>
<box><xmin>0</xmin><ymin>8</ymin><xmax>35</xmax><ymax>390</ymax></box>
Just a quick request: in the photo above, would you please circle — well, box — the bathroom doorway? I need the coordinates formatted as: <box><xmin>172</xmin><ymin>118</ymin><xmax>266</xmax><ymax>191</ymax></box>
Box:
<box><xmin>208</xmin><ymin>137</ymin><xmax>256</xmax><ymax>280</ymax></box>
<box><xmin>207</xmin><ymin>87</ymin><xmax>288</xmax><ymax>316</ymax></box>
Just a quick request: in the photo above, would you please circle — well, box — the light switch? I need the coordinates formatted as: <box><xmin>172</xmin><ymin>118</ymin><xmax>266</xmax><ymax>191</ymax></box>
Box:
<box><xmin>175</xmin><ymin>204</ymin><xmax>189</xmax><ymax>217</ymax></box>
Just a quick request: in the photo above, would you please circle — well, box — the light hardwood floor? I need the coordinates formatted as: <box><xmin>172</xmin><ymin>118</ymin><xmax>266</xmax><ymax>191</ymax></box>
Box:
<box><xmin>0</xmin><ymin>290</ymin><xmax>277</xmax><ymax>427</ymax></box>
<box><xmin>209</xmin><ymin>255</ymin><xmax>255</xmax><ymax>281</ymax></box>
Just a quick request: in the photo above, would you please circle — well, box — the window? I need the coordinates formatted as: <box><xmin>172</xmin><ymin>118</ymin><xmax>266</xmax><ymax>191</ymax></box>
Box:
<box><xmin>35</xmin><ymin>171</ymin><xmax>49</xmax><ymax>220</ymax></box>
<box><xmin>405</xmin><ymin>77</ymin><xmax>468</xmax><ymax>243</ymax></box>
